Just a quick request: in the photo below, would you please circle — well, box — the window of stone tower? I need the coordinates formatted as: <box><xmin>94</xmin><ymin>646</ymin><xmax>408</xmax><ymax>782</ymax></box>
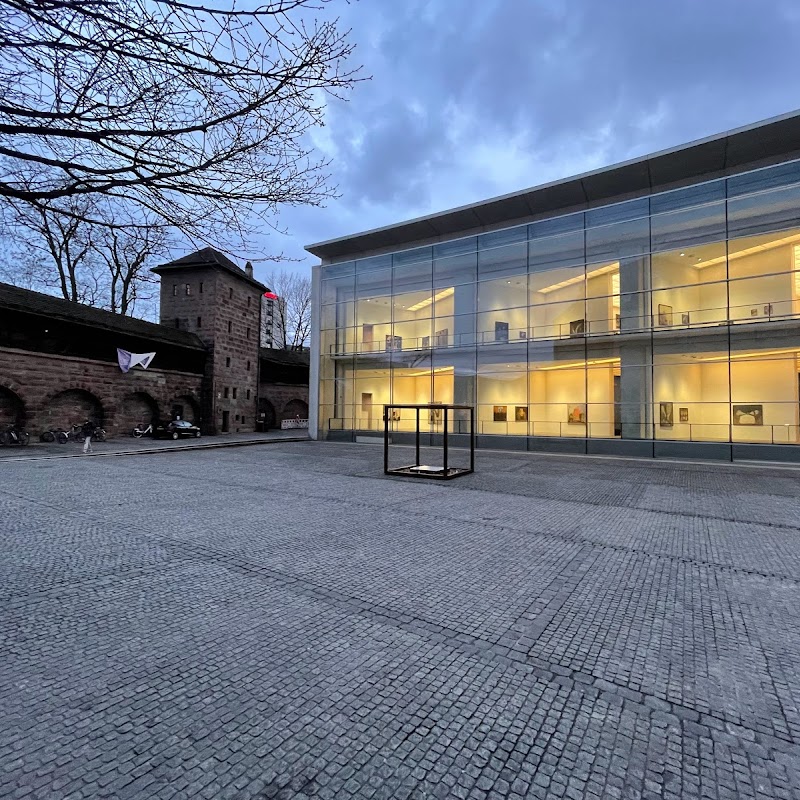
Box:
<box><xmin>199</xmin><ymin>282</ymin><xmax>204</xmax><ymax>294</ymax></box>
<box><xmin>197</xmin><ymin>316</ymin><xmax>202</xmax><ymax>329</ymax></box>
<box><xmin>229</xmin><ymin>288</ymin><xmax>233</xmax><ymax>299</ymax></box>
<box><xmin>174</xmin><ymin>318</ymin><xmax>180</xmax><ymax>329</ymax></box>
<box><xmin>227</xmin><ymin>320</ymin><xmax>232</xmax><ymax>333</ymax></box>
<box><xmin>247</xmin><ymin>295</ymin><xmax>251</xmax><ymax>307</ymax></box>
<box><xmin>225</xmin><ymin>356</ymin><xmax>230</xmax><ymax>367</ymax></box>
<box><xmin>185</xmin><ymin>283</ymin><xmax>191</xmax><ymax>295</ymax></box>
<box><xmin>224</xmin><ymin>387</ymin><xmax>229</xmax><ymax>398</ymax></box>
<box><xmin>233</xmin><ymin>388</ymin><xmax>237</xmax><ymax>399</ymax></box>
<box><xmin>246</xmin><ymin>360</ymin><xmax>250</xmax><ymax>371</ymax></box>
<box><xmin>246</xmin><ymin>389</ymin><xmax>251</xmax><ymax>400</ymax></box>
<box><xmin>246</xmin><ymin>327</ymin><xmax>251</xmax><ymax>340</ymax></box>
<box><xmin>172</xmin><ymin>284</ymin><xmax>177</xmax><ymax>296</ymax></box>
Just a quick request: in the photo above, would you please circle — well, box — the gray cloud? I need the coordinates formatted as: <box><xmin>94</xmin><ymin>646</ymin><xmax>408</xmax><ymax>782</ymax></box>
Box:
<box><xmin>252</xmin><ymin>0</ymin><xmax>800</xmax><ymax>283</ymax></box>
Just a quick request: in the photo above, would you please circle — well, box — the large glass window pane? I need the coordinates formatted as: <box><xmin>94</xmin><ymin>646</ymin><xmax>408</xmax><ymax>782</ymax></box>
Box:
<box><xmin>727</xmin><ymin>230</ymin><xmax>800</xmax><ymax>321</ymax></box>
<box><xmin>528</xmin><ymin>211</ymin><xmax>584</xmax><ymax>238</ymax></box>
<box><xmin>653</xmin><ymin>333</ymin><xmax>730</xmax><ymax>442</ymax></box>
<box><xmin>650</xmin><ymin>180</ymin><xmax>725</xmax><ymax>215</ymax></box>
<box><xmin>587</xmin><ymin>357</ymin><xmax>620</xmax><ymax>438</ymax></box>
<box><xmin>392</xmin><ymin>318</ymin><xmax>433</xmax><ymax>352</ymax></box>
<box><xmin>529</xmin><ymin>341</ymin><xmax>587</xmax><ymax>438</ymax></box>
<box><xmin>321</xmin><ymin>272</ymin><xmax>355</xmax><ymax>305</ymax></box>
<box><xmin>477</xmin><ymin>361</ymin><xmax>528</xmax><ymax>436</ymax></box>
<box><xmin>728</xmin><ymin>182</ymin><xmax>800</xmax><ymax>238</ymax></box>
<box><xmin>321</xmin><ymin>301</ymin><xmax>355</xmax><ymax>332</ymax></box>
<box><xmin>478</xmin><ymin>230</ymin><xmax>527</xmax><ymax>280</ymax></box>
<box><xmin>585</xmin><ymin>263</ymin><xmax>619</xmax><ymax>336</ymax></box>
<box><xmin>586</xmin><ymin>197</ymin><xmax>649</xmax><ymax>227</ymax></box>
<box><xmin>727</xmin><ymin>160</ymin><xmax>800</xmax><ymax>197</ymax></box>
<box><xmin>729</xmin><ymin>328</ymin><xmax>800</xmax><ymax>444</ymax></box>
<box><xmin>586</xmin><ymin>216</ymin><xmax>649</xmax><ymax>264</ymax></box>
<box><xmin>392</xmin><ymin>249</ymin><xmax>432</xmax><ymax>295</ymax></box>
<box><xmin>651</xmin><ymin>242</ymin><xmax>727</xmax><ymax>290</ymax></box>
<box><xmin>356</xmin><ymin>254</ymin><xmax>392</xmax><ymax>274</ymax></box>
<box><xmin>353</xmin><ymin>368</ymin><xmax>391</xmax><ymax>431</ymax></box>
<box><xmin>650</xmin><ymin>201</ymin><xmax>726</xmax><ymax>253</ymax></box>
<box><xmin>433</xmin><ymin>237</ymin><xmax>477</xmax><ymax>288</ymax></box>
<box><xmin>530</xmin><ymin>291</ymin><xmax>586</xmax><ymax>340</ymax></box>
<box><xmin>355</xmin><ymin>269</ymin><xmax>391</xmax><ymax>351</ymax></box>
<box><xmin>321</xmin><ymin>260</ymin><xmax>356</xmax><ymax>279</ymax></box>
<box><xmin>529</xmin><ymin>230</ymin><xmax>584</xmax><ymax>272</ymax></box>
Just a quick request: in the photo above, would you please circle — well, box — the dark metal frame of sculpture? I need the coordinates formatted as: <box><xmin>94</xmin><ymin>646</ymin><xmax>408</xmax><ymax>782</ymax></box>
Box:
<box><xmin>383</xmin><ymin>404</ymin><xmax>475</xmax><ymax>480</ymax></box>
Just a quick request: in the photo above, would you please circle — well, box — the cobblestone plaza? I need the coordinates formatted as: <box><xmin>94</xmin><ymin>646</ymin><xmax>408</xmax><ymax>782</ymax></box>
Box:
<box><xmin>2</xmin><ymin>442</ymin><xmax>800</xmax><ymax>799</ymax></box>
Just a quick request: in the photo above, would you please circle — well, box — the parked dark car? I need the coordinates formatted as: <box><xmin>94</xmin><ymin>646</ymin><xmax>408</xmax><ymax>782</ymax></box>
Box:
<box><xmin>154</xmin><ymin>420</ymin><xmax>201</xmax><ymax>440</ymax></box>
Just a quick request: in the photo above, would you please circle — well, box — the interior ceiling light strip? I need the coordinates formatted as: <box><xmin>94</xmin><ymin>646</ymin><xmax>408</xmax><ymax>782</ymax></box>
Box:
<box><xmin>691</xmin><ymin>348</ymin><xmax>800</xmax><ymax>363</ymax></box>
<box><xmin>794</xmin><ymin>245</ymin><xmax>800</xmax><ymax>296</ymax></box>
<box><xmin>694</xmin><ymin>232</ymin><xmax>800</xmax><ymax>269</ymax></box>
<box><xmin>537</xmin><ymin>262</ymin><xmax>618</xmax><ymax>294</ymax></box>
<box><xmin>406</xmin><ymin>287</ymin><xmax>455</xmax><ymax>312</ymax></box>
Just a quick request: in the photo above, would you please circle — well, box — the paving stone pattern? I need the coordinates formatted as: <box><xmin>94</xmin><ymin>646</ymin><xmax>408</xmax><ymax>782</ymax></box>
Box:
<box><xmin>2</xmin><ymin>442</ymin><xmax>800</xmax><ymax>799</ymax></box>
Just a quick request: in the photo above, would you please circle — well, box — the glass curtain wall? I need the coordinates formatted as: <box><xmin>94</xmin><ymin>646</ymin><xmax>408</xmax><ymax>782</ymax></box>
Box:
<box><xmin>318</xmin><ymin>159</ymin><xmax>800</xmax><ymax>448</ymax></box>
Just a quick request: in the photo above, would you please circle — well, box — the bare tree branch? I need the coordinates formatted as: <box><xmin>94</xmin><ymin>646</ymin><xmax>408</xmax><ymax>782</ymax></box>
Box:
<box><xmin>0</xmin><ymin>0</ymin><xmax>362</xmax><ymax>248</ymax></box>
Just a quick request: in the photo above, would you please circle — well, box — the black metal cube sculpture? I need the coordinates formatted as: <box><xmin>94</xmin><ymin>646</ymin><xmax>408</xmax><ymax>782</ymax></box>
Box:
<box><xmin>383</xmin><ymin>404</ymin><xmax>474</xmax><ymax>480</ymax></box>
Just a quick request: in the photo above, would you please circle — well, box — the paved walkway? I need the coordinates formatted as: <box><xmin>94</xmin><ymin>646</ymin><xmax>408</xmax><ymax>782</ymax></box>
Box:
<box><xmin>2</xmin><ymin>442</ymin><xmax>800</xmax><ymax>799</ymax></box>
<box><xmin>0</xmin><ymin>429</ymin><xmax>307</xmax><ymax>461</ymax></box>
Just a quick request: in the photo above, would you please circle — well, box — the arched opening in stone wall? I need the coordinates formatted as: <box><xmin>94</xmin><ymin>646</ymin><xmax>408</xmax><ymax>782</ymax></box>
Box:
<box><xmin>258</xmin><ymin>398</ymin><xmax>277</xmax><ymax>429</ymax></box>
<box><xmin>45</xmin><ymin>388</ymin><xmax>104</xmax><ymax>430</ymax></box>
<box><xmin>169</xmin><ymin>394</ymin><xmax>200</xmax><ymax>424</ymax></box>
<box><xmin>120</xmin><ymin>391</ymin><xmax>159</xmax><ymax>431</ymax></box>
<box><xmin>0</xmin><ymin>386</ymin><xmax>26</xmax><ymax>427</ymax></box>
<box><xmin>282</xmin><ymin>398</ymin><xmax>309</xmax><ymax>422</ymax></box>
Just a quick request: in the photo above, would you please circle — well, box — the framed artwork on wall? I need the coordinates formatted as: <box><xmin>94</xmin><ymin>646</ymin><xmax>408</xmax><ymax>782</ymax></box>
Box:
<box><xmin>385</xmin><ymin>335</ymin><xmax>402</xmax><ymax>352</ymax></box>
<box><xmin>681</xmin><ymin>312</ymin><xmax>690</xmax><ymax>325</ymax></box>
<box><xmin>732</xmin><ymin>405</ymin><xmax>763</xmax><ymax>426</ymax></box>
<box><xmin>515</xmin><ymin>406</ymin><xmax>528</xmax><ymax>422</ymax></box>
<box><xmin>567</xmin><ymin>404</ymin><xmax>586</xmax><ymax>424</ymax></box>
<box><xmin>659</xmin><ymin>402</ymin><xmax>674</xmax><ymax>427</ymax></box>
<box><xmin>657</xmin><ymin>304</ymin><xmax>673</xmax><ymax>326</ymax></box>
<box><xmin>421</xmin><ymin>335</ymin><xmax>430</xmax><ymax>348</ymax></box>
<box><xmin>435</xmin><ymin>328</ymin><xmax>449</xmax><ymax>347</ymax></box>
<box><xmin>569</xmin><ymin>318</ymin><xmax>586</xmax><ymax>337</ymax></box>
<box><xmin>390</xmin><ymin>409</ymin><xmax>401</xmax><ymax>422</ymax></box>
<box><xmin>429</xmin><ymin>405</ymin><xmax>443</xmax><ymax>424</ymax></box>
<box><xmin>679</xmin><ymin>408</ymin><xmax>689</xmax><ymax>423</ymax></box>
<box><xmin>493</xmin><ymin>405</ymin><xmax>507</xmax><ymax>422</ymax></box>
<box><xmin>494</xmin><ymin>321</ymin><xmax>509</xmax><ymax>343</ymax></box>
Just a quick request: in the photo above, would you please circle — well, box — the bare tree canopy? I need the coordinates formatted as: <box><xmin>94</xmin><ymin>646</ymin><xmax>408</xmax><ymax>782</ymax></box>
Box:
<box><xmin>1</xmin><ymin>196</ymin><xmax>172</xmax><ymax>317</ymax></box>
<box><xmin>262</xmin><ymin>268</ymin><xmax>310</xmax><ymax>349</ymax></box>
<box><xmin>0</xmin><ymin>0</ymin><xmax>359</xmax><ymax>241</ymax></box>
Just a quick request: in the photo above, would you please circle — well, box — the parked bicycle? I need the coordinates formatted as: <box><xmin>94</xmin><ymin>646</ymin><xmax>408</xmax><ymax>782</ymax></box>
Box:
<box><xmin>40</xmin><ymin>427</ymin><xmax>69</xmax><ymax>444</ymax></box>
<box><xmin>71</xmin><ymin>422</ymin><xmax>106</xmax><ymax>442</ymax></box>
<box><xmin>0</xmin><ymin>425</ymin><xmax>29</xmax><ymax>446</ymax></box>
<box><xmin>132</xmin><ymin>422</ymin><xmax>154</xmax><ymax>438</ymax></box>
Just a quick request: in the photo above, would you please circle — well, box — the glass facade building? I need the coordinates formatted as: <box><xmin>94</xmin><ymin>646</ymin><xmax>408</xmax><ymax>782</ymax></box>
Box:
<box><xmin>309</xmin><ymin>115</ymin><xmax>800</xmax><ymax>462</ymax></box>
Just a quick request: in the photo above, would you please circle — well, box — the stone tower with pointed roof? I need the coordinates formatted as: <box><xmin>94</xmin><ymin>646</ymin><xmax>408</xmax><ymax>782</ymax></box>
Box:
<box><xmin>152</xmin><ymin>248</ymin><xmax>266</xmax><ymax>434</ymax></box>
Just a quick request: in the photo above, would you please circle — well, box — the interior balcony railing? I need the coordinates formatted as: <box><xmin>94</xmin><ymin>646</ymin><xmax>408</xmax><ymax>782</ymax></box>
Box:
<box><xmin>326</xmin><ymin>416</ymin><xmax>800</xmax><ymax>445</ymax></box>
<box><xmin>327</xmin><ymin>298</ymin><xmax>800</xmax><ymax>356</ymax></box>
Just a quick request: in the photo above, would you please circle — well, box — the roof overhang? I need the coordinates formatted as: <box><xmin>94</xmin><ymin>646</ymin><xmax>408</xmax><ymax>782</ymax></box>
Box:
<box><xmin>306</xmin><ymin>110</ymin><xmax>800</xmax><ymax>262</ymax></box>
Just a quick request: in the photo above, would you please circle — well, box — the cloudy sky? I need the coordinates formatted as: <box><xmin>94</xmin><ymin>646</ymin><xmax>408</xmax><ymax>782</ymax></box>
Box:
<box><xmin>253</xmin><ymin>0</ymin><xmax>800</xmax><ymax>281</ymax></box>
